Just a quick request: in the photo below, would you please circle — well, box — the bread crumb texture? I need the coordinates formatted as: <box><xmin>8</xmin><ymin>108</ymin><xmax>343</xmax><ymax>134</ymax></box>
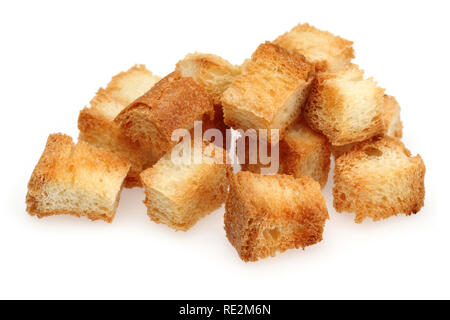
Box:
<box><xmin>115</xmin><ymin>71</ymin><xmax>214</xmax><ymax>154</ymax></box>
<box><xmin>140</xmin><ymin>142</ymin><xmax>231</xmax><ymax>231</ymax></box>
<box><xmin>78</xmin><ymin>65</ymin><xmax>161</xmax><ymax>188</ymax></box>
<box><xmin>176</xmin><ymin>53</ymin><xmax>241</xmax><ymax>135</ymax></box>
<box><xmin>304</xmin><ymin>65</ymin><xmax>385</xmax><ymax>146</ymax></box>
<box><xmin>274</xmin><ymin>23</ymin><xmax>354</xmax><ymax>71</ymax></box>
<box><xmin>332</xmin><ymin>94</ymin><xmax>403</xmax><ymax>158</ymax></box>
<box><xmin>241</xmin><ymin>119</ymin><xmax>331</xmax><ymax>187</ymax></box>
<box><xmin>333</xmin><ymin>136</ymin><xmax>425</xmax><ymax>223</ymax></box>
<box><xmin>176</xmin><ymin>52</ymin><xmax>241</xmax><ymax>106</ymax></box>
<box><xmin>225</xmin><ymin>171</ymin><xmax>329</xmax><ymax>262</ymax></box>
<box><xmin>26</xmin><ymin>134</ymin><xmax>130</xmax><ymax>222</ymax></box>
<box><xmin>222</xmin><ymin>42</ymin><xmax>314</xmax><ymax>137</ymax></box>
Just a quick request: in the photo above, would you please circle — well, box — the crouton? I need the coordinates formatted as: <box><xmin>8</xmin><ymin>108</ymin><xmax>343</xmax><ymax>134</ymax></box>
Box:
<box><xmin>274</xmin><ymin>23</ymin><xmax>354</xmax><ymax>71</ymax></box>
<box><xmin>97</xmin><ymin>64</ymin><xmax>162</xmax><ymax>107</ymax></box>
<box><xmin>176</xmin><ymin>53</ymin><xmax>241</xmax><ymax>106</ymax></box>
<box><xmin>115</xmin><ymin>71</ymin><xmax>214</xmax><ymax>155</ymax></box>
<box><xmin>222</xmin><ymin>42</ymin><xmax>315</xmax><ymax>138</ymax></box>
<box><xmin>176</xmin><ymin>53</ymin><xmax>241</xmax><ymax>135</ymax></box>
<box><xmin>332</xmin><ymin>94</ymin><xmax>403</xmax><ymax>158</ymax></box>
<box><xmin>333</xmin><ymin>136</ymin><xmax>425</xmax><ymax>223</ymax></box>
<box><xmin>78</xmin><ymin>65</ymin><xmax>162</xmax><ymax>188</ymax></box>
<box><xmin>241</xmin><ymin>120</ymin><xmax>331</xmax><ymax>187</ymax></box>
<box><xmin>304</xmin><ymin>65</ymin><xmax>385</xmax><ymax>146</ymax></box>
<box><xmin>225</xmin><ymin>172</ymin><xmax>329</xmax><ymax>262</ymax></box>
<box><xmin>279</xmin><ymin>121</ymin><xmax>331</xmax><ymax>187</ymax></box>
<box><xmin>26</xmin><ymin>134</ymin><xmax>130</xmax><ymax>222</ymax></box>
<box><xmin>140</xmin><ymin>141</ymin><xmax>231</xmax><ymax>231</ymax></box>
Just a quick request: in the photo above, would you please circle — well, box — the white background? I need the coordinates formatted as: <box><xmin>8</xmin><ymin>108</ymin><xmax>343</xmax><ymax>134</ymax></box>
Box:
<box><xmin>0</xmin><ymin>0</ymin><xmax>448</xmax><ymax>299</ymax></box>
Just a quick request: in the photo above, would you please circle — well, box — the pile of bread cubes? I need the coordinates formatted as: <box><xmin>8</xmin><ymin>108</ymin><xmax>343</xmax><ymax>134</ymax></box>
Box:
<box><xmin>26</xmin><ymin>24</ymin><xmax>425</xmax><ymax>262</ymax></box>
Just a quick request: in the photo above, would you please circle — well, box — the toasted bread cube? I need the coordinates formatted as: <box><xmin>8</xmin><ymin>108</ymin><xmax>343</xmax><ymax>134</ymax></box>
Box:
<box><xmin>241</xmin><ymin>120</ymin><xmax>331</xmax><ymax>187</ymax></box>
<box><xmin>332</xmin><ymin>95</ymin><xmax>403</xmax><ymax>158</ymax></box>
<box><xmin>97</xmin><ymin>64</ymin><xmax>162</xmax><ymax>107</ymax></box>
<box><xmin>274</xmin><ymin>23</ymin><xmax>354</xmax><ymax>71</ymax></box>
<box><xmin>176</xmin><ymin>53</ymin><xmax>241</xmax><ymax>106</ymax></box>
<box><xmin>78</xmin><ymin>65</ymin><xmax>162</xmax><ymax>188</ymax></box>
<box><xmin>176</xmin><ymin>53</ymin><xmax>241</xmax><ymax>135</ymax></box>
<box><xmin>225</xmin><ymin>172</ymin><xmax>329</xmax><ymax>262</ymax></box>
<box><xmin>26</xmin><ymin>134</ymin><xmax>130</xmax><ymax>222</ymax></box>
<box><xmin>222</xmin><ymin>42</ymin><xmax>314</xmax><ymax>137</ymax></box>
<box><xmin>333</xmin><ymin>137</ymin><xmax>425</xmax><ymax>223</ymax></box>
<box><xmin>280</xmin><ymin>121</ymin><xmax>331</xmax><ymax>187</ymax></box>
<box><xmin>140</xmin><ymin>142</ymin><xmax>231</xmax><ymax>231</ymax></box>
<box><xmin>115</xmin><ymin>71</ymin><xmax>214</xmax><ymax>155</ymax></box>
<box><xmin>304</xmin><ymin>65</ymin><xmax>385</xmax><ymax>146</ymax></box>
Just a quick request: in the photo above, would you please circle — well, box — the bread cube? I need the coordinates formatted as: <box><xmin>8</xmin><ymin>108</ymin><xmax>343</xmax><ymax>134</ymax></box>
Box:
<box><xmin>333</xmin><ymin>137</ymin><xmax>425</xmax><ymax>223</ymax></box>
<box><xmin>140</xmin><ymin>142</ymin><xmax>231</xmax><ymax>231</ymax></box>
<box><xmin>78</xmin><ymin>65</ymin><xmax>162</xmax><ymax>188</ymax></box>
<box><xmin>176</xmin><ymin>53</ymin><xmax>241</xmax><ymax>106</ymax></box>
<box><xmin>332</xmin><ymin>94</ymin><xmax>403</xmax><ymax>158</ymax></box>
<box><xmin>304</xmin><ymin>65</ymin><xmax>385</xmax><ymax>146</ymax></box>
<box><xmin>97</xmin><ymin>64</ymin><xmax>162</xmax><ymax>107</ymax></box>
<box><xmin>115</xmin><ymin>71</ymin><xmax>214</xmax><ymax>155</ymax></box>
<box><xmin>26</xmin><ymin>134</ymin><xmax>130</xmax><ymax>222</ymax></box>
<box><xmin>222</xmin><ymin>42</ymin><xmax>314</xmax><ymax>137</ymax></box>
<box><xmin>241</xmin><ymin>120</ymin><xmax>331</xmax><ymax>187</ymax></box>
<box><xmin>274</xmin><ymin>23</ymin><xmax>354</xmax><ymax>71</ymax></box>
<box><xmin>176</xmin><ymin>53</ymin><xmax>241</xmax><ymax>136</ymax></box>
<box><xmin>225</xmin><ymin>172</ymin><xmax>329</xmax><ymax>262</ymax></box>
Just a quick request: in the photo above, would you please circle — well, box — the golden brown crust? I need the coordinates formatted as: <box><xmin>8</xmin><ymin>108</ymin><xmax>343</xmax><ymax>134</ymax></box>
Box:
<box><xmin>100</xmin><ymin>64</ymin><xmax>161</xmax><ymax>107</ymax></box>
<box><xmin>27</xmin><ymin>181</ymin><xmax>124</xmax><ymax>223</ymax></box>
<box><xmin>176</xmin><ymin>52</ymin><xmax>241</xmax><ymax>105</ymax></box>
<box><xmin>26</xmin><ymin>134</ymin><xmax>130</xmax><ymax>222</ymax></box>
<box><xmin>176</xmin><ymin>52</ymin><xmax>241</xmax><ymax>137</ymax></box>
<box><xmin>78</xmin><ymin>106</ymin><xmax>161</xmax><ymax>188</ymax></box>
<box><xmin>332</xmin><ymin>95</ymin><xmax>403</xmax><ymax>158</ymax></box>
<box><xmin>225</xmin><ymin>172</ymin><xmax>329</xmax><ymax>262</ymax></box>
<box><xmin>27</xmin><ymin>134</ymin><xmax>74</xmax><ymax>196</ymax></box>
<box><xmin>279</xmin><ymin>121</ymin><xmax>331</xmax><ymax>187</ymax></box>
<box><xmin>382</xmin><ymin>95</ymin><xmax>403</xmax><ymax>139</ymax></box>
<box><xmin>72</xmin><ymin>139</ymin><xmax>130</xmax><ymax>173</ymax></box>
<box><xmin>333</xmin><ymin>136</ymin><xmax>425</xmax><ymax>223</ymax></box>
<box><xmin>26</xmin><ymin>187</ymin><xmax>123</xmax><ymax>223</ymax></box>
<box><xmin>140</xmin><ymin>142</ymin><xmax>231</xmax><ymax>231</ymax></box>
<box><xmin>304</xmin><ymin>66</ymin><xmax>385</xmax><ymax>146</ymax></box>
<box><xmin>115</xmin><ymin>71</ymin><xmax>214</xmax><ymax>154</ymax></box>
<box><xmin>176</xmin><ymin>53</ymin><xmax>241</xmax><ymax>137</ymax></box>
<box><xmin>78</xmin><ymin>65</ymin><xmax>162</xmax><ymax>187</ymax></box>
<box><xmin>240</xmin><ymin>120</ymin><xmax>331</xmax><ymax>187</ymax></box>
<box><xmin>274</xmin><ymin>23</ymin><xmax>354</xmax><ymax>72</ymax></box>
<box><xmin>222</xmin><ymin>42</ymin><xmax>314</xmax><ymax>137</ymax></box>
